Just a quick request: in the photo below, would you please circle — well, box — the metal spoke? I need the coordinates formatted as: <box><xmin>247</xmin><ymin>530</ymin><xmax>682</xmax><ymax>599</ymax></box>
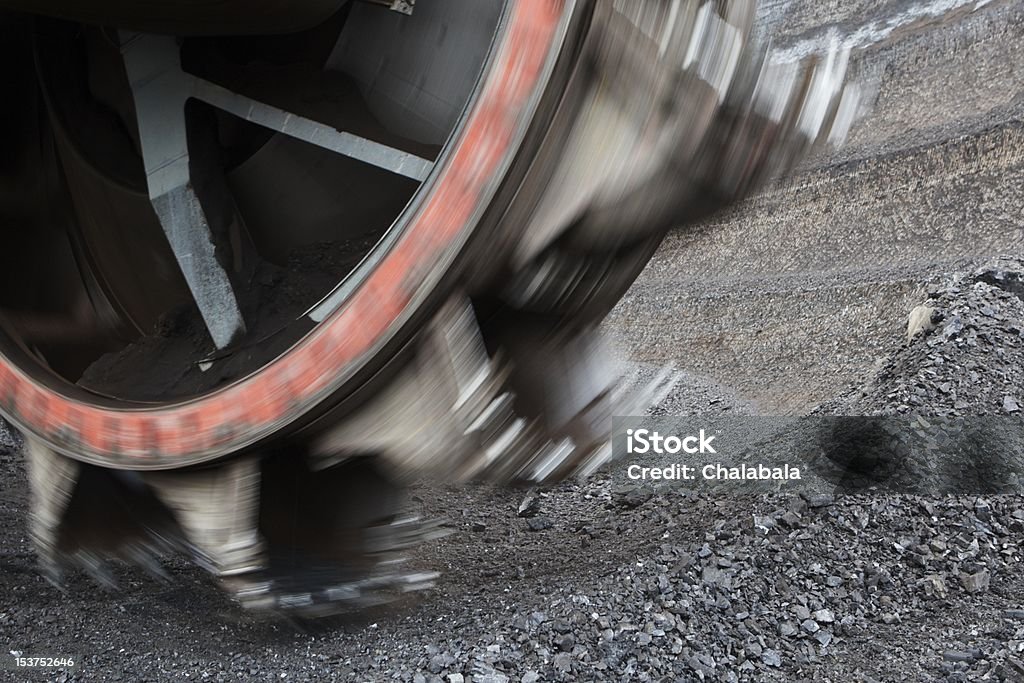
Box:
<box><xmin>120</xmin><ymin>32</ymin><xmax>435</xmax><ymax>348</ymax></box>
<box><xmin>121</xmin><ymin>33</ymin><xmax>247</xmax><ymax>350</ymax></box>
<box><xmin>193</xmin><ymin>79</ymin><xmax>433</xmax><ymax>182</ymax></box>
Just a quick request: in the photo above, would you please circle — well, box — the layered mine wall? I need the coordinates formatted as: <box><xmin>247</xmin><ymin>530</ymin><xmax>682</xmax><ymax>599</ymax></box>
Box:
<box><xmin>608</xmin><ymin>0</ymin><xmax>1024</xmax><ymax>413</ymax></box>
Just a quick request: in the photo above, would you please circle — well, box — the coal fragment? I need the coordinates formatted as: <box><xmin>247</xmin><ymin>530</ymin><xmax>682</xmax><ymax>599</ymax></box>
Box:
<box><xmin>812</xmin><ymin>609</ymin><xmax>835</xmax><ymax>624</ymax></box>
<box><xmin>526</xmin><ymin>517</ymin><xmax>553</xmax><ymax>532</ymax></box>
<box><xmin>804</xmin><ymin>493</ymin><xmax>835</xmax><ymax>508</ymax></box>
<box><xmin>801</xmin><ymin>619</ymin><xmax>820</xmax><ymax>634</ymax></box>
<box><xmin>960</xmin><ymin>570</ymin><xmax>991</xmax><ymax>594</ymax></box>
<box><xmin>942</xmin><ymin>651</ymin><xmax>979</xmax><ymax>663</ymax></box>
<box><xmin>554</xmin><ymin>634</ymin><xmax>575</xmax><ymax>652</ymax></box>
<box><xmin>613</xmin><ymin>485</ymin><xmax>653</xmax><ymax>509</ymax></box>
<box><xmin>517</xmin><ymin>493</ymin><xmax>541</xmax><ymax>518</ymax></box>
<box><xmin>552</xmin><ymin>653</ymin><xmax>572</xmax><ymax>673</ymax></box>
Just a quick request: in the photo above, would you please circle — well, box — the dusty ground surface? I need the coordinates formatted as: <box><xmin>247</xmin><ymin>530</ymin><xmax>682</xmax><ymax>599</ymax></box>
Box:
<box><xmin>3</xmin><ymin>287</ymin><xmax>1024</xmax><ymax>682</ymax></box>
<box><xmin>3</xmin><ymin>0</ymin><xmax>1024</xmax><ymax>681</ymax></box>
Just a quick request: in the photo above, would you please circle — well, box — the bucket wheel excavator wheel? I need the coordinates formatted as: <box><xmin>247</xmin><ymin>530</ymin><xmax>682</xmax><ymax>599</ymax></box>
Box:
<box><xmin>0</xmin><ymin>0</ymin><xmax>859</xmax><ymax>614</ymax></box>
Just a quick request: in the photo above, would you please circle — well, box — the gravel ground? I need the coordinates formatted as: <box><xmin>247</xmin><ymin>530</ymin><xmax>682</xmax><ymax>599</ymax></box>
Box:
<box><xmin>4</xmin><ymin>1</ymin><xmax>1024</xmax><ymax>682</ymax></box>
<box><xmin>2</xmin><ymin>259</ymin><xmax>1024</xmax><ymax>682</ymax></box>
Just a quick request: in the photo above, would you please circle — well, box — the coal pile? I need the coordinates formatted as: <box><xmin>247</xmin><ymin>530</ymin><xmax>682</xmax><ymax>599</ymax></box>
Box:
<box><xmin>354</xmin><ymin>482</ymin><xmax>1024</xmax><ymax>683</ymax></box>
<box><xmin>405</xmin><ymin>258</ymin><xmax>1024</xmax><ymax>682</ymax></box>
<box><xmin>828</xmin><ymin>257</ymin><xmax>1024</xmax><ymax>417</ymax></box>
<box><xmin>801</xmin><ymin>258</ymin><xmax>1024</xmax><ymax>495</ymax></box>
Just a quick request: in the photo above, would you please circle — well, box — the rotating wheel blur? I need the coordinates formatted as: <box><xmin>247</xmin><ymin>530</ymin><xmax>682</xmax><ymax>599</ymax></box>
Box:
<box><xmin>1</xmin><ymin>0</ymin><xmax>860</xmax><ymax>613</ymax></box>
<box><xmin>1</xmin><ymin>0</ymin><xmax>579</xmax><ymax>612</ymax></box>
<box><xmin>0</xmin><ymin>0</ymin><xmax>571</xmax><ymax>470</ymax></box>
